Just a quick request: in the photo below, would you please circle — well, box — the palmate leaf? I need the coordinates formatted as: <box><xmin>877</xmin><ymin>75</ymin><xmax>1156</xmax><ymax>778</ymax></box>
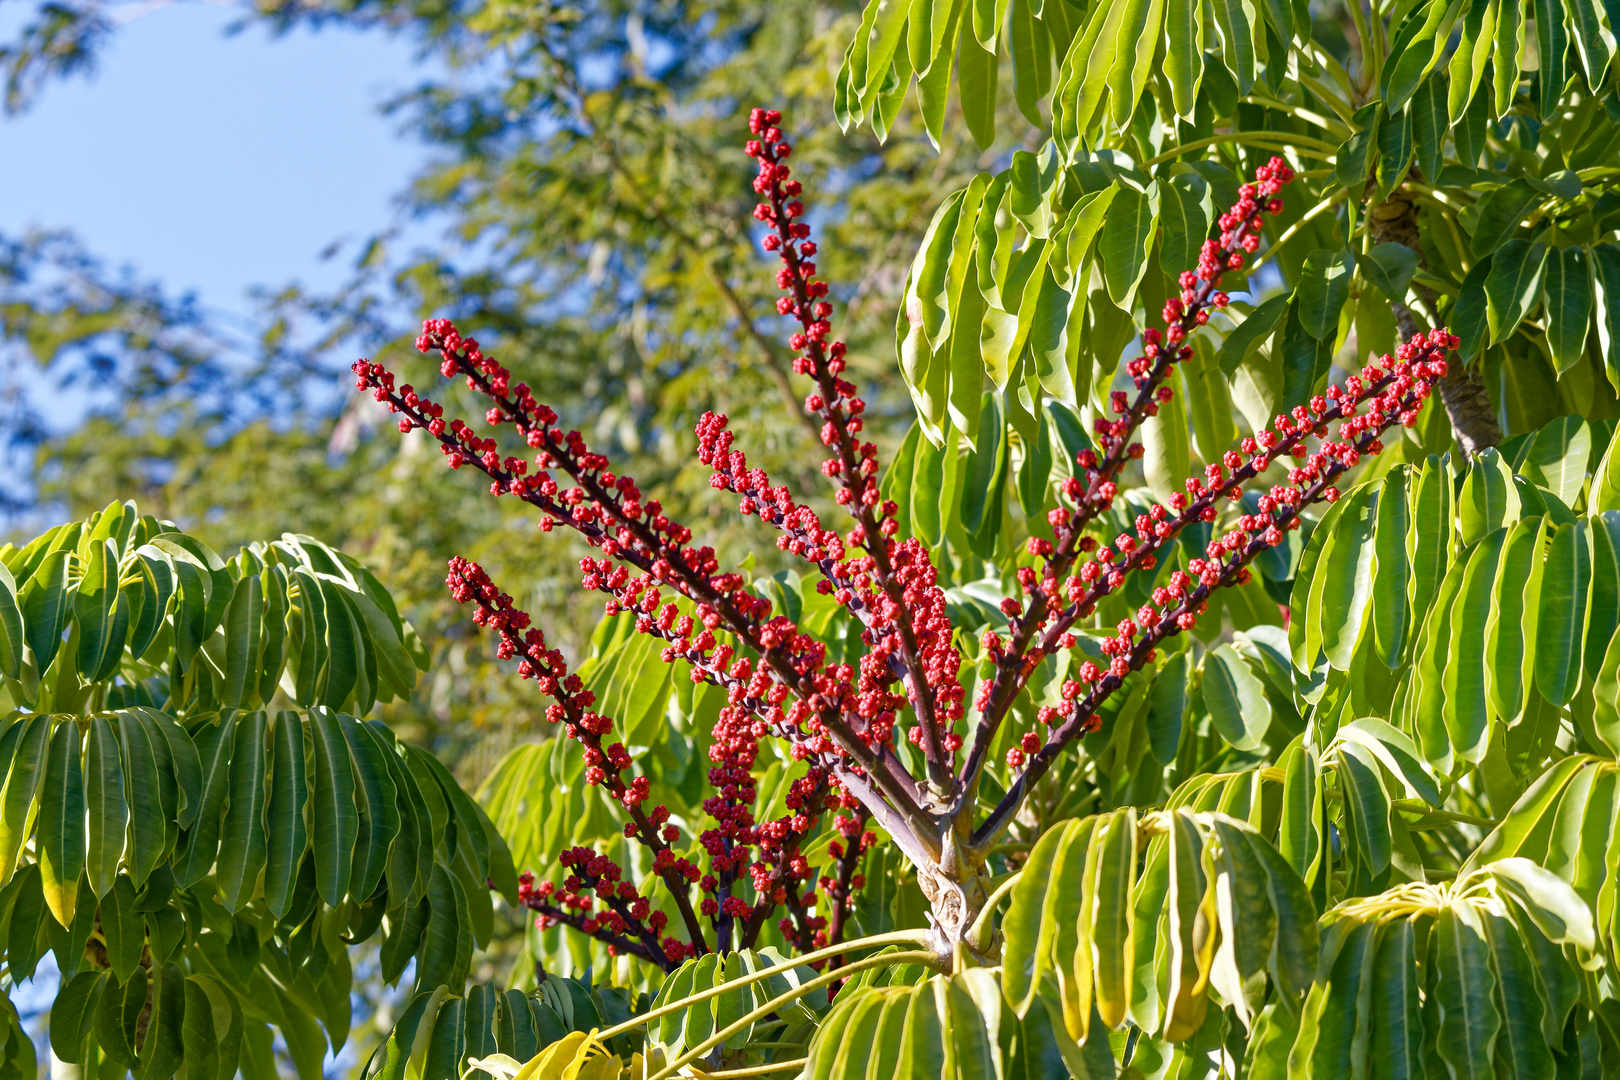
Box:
<box><xmin>999</xmin><ymin>807</ymin><xmax>1316</xmax><ymax>1044</ymax></box>
<box><xmin>0</xmin><ymin>507</ymin><xmax>507</xmax><ymax>1080</ymax></box>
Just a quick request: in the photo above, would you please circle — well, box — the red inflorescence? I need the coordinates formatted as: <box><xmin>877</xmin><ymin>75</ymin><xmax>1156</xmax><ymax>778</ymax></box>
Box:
<box><xmin>352</xmin><ymin>108</ymin><xmax>1457</xmax><ymax>968</ymax></box>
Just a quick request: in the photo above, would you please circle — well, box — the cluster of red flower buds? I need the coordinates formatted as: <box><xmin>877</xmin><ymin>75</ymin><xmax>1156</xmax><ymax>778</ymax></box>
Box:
<box><xmin>745</xmin><ymin>108</ymin><xmax>965</xmax><ymax>783</ymax></box>
<box><xmin>975</xmin><ymin>329</ymin><xmax>1455</xmax><ymax>834</ymax></box>
<box><xmin>962</xmin><ymin>157</ymin><xmax>1298</xmax><ymax>787</ymax></box>
<box><xmin>353</xmin><ymin>114</ymin><xmax>983</xmax><ymax>967</ymax></box>
<box><xmin>355</xmin><ymin>110</ymin><xmax>1422</xmax><ymax>967</ymax></box>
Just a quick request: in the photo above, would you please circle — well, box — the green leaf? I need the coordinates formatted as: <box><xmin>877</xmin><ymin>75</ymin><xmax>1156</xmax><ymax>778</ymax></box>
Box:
<box><xmin>170</xmin><ymin>719</ymin><xmax>230</xmax><ymax>890</ymax></box>
<box><xmin>102</xmin><ymin>872</ymin><xmax>143</xmax><ymax>984</ymax></box>
<box><xmin>1537</xmin><ymin>519</ymin><xmax>1591</xmax><ymax>706</ymax></box>
<box><xmin>1367</xmin><ymin>919</ymin><xmax>1423</xmax><ymax>1079</ymax></box>
<box><xmin>83</xmin><ymin>716</ymin><xmax>126</xmax><ymax>900</ymax></box>
<box><xmin>1451</xmin><ymin>255</ymin><xmax>1493</xmax><ymax>362</ymax></box>
<box><xmin>958</xmin><ymin>30</ymin><xmax>997</xmax><ymax>150</ymax></box>
<box><xmin>1472</xmin><ymin>180</ymin><xmax>1541</xmax><ymax>259</ymax></box>
<box><xmin>1479</xmin><ymin>910</ymin><xmax>1555</xmax><ymax>1080</ymax></box>
<box><xmin>859</xmin><ymin>0</ymin><xmax>912</xmax><ymax>106</ymax></box>
<box><xmin>74</xmin><ymin>538</ymin><xmax>122</xmax><ymax>682</ymax></box>
<box><xmin>221</xmin><ymin>575</ymin><xmax>263</xmax><ymax>710</ymax></box>
<box><xmin>1411</xmin><ymin>74</ymin><xmax>1446</xmax><ymax>182</ymax></box>
<box><xmin>216</xmin><ymin>711</ymin><xmax>268</xmax><ymax>912</ymax></box>
<box><xmin>1374</xmin><ymin>106</ymin><xmax>1415</xmax><ymax>201</ymax></box>
<box><xmin>1543</xmin><ymin>245</ymin><xmax>1593</xmax><ymax>373</ymax></box>
<box><xmin>1434</xmin><ymin>905</ymin><xmax>1500</xmax><ymax>1080</ymax></box>
<box><xmin>1158</xmin><ymin>173</ymin><xmax>1210</xmax><ymax>276</ymax></box>
<box><xmin>1361</xmin><ymin>243</ymin><xmax>1420</xmax><ymax>303</ymax></box>
<box><xmin>1371</xmin><ymin>468</ymin><xmax>1412</xmax><ymax>666</ymax></box>
<box><xmin>1147</xmin><ymin>651</ymin><xmax>1188</xmax><ymax>764</ymax></box>
<box><xmin>1485</xmin><ymin>516</ymin><xmax>1546</xmax><ymax>722</ymax></box>
<box><xmin>1299</xmin><ymin>918</ymin><xmax>1375</xmax><ymax>1074</ymax></box>
<box><xmin>1317</xmin><ymin>481</ymin><xmax>1379</xmax><ymax>669</ymax></box>
<box><xmin>959</xmin><ymin>393</ymin><xmax>1006</xmax><ymax>541</ymax></box>
<box><xmin>1485</xmin><ymin>239</ymin><xmax>1550</xmax><ymax>345</ymax></box>
<box><xmin>1447</xmin><ymin>0</ymin><xmax>1495</xmax><ymax>122</ymax></box>
<box><xmin>1296</xmin><ymin>248</ymin><xmax>1355</xmax><ymax>342</ymax></box>
<box><xmin>0</xmin><ymin>565</ymin><xmax>22</xmax><ymax>681</ymax></box>
<box><xmin>1520</xmin><ymin>416</ymin><xmax>1591</xmax><ymax>507</ymax></box>
<box><xmin>19</xmin><ymin>549</ymin><xmax>69</xmax><ymax>675</ymax></box>
<box><xmin>340</xmin><ymin>713</ymin><xmax>399</xmax><ymax>903</ymax></box>
<box><xmin>1210</xmin><ymin>0</ymin><xmax>1257</xmax><ymax>95</ymax></box>
<box><xmin>1442</xmin><ymin>527</ymin><xmax>1506</xmax><ymax>763</ymax></box>
<box><xmin>1591</xmin><ymin>245</ymin><xmax>1620</xmax><ymax>393</ymax></box>
<box><xmin>139</xmin><ymin>962</ymin><xmax>186</xmax><ymax>1080</ymax></box>
<box><xmin>50</xmin><ymin>971</ymin><xmax>107</xmax><ymax>1066</ymax></box>
<box><xmin>1532</xmin><ymin>0</ymin><xmax>1567</xmax><ymax>116</ymax></box>
<box><xmin>1217</xmin><ymin>294</ymin><xmax>1289</xmax><ymax>375</ymax></box>
<box><xmin>1203</xmin><ymin>645</ymin><xmax>1271</xmax><ymax>752</ymax></box>
<box><xmin>310</xmin><ymin>709</ymin><xmax>358</xmax><ymax>907</ymax></box>
<box><xmin>1141</xmin><ymin>367</ymin><xmax>1190</xmax><ymax>506</ymax></box>
<box><xmin>1163</xmin><ymin>808</ymin><xmax>1211</xmax><ymax>1041</ymax></box>
<box><xmin>1278</xmin><ymin>741</ymin><xmax>1319</xmax><ymax>881</ymax></box>
<box><xmin>117</xmin><ymin>712</ymin><xmax>168</xmax><ymax>888</ymax></box>
<box><xmin>264</xmin><ymin>710</ymin><xmax>310</xmax><ymax>919</ymax></box>
<box><xmin>0</xmin><ymin>714</ymin><xmax>49</xmax><ymax>884</ymax></box>
<box><xmin>1163</xmin><ymin>0</ymin><xmax>1203</xmax><ymax>115</ymax></box>
<box><xmin>37</xmin><ymin>719</ymin><xmax>84</xmax><ymax>927</ymax></box>
<box><xmin>417</xmin><ymin>863</ymin><xmax>464</xmax><ymax>991</ymax></box>
<box><xmin>1458</xmin><ymin>447</ymin><xmax>1518</xmax><ymax>547</ymax></box>
<box><xmin>1089</xmin><ymin>810</ymin><xmax>1137</xmax><ymax>1030</ymax></box>
<box><xmin>1337</xmin><ymin>741</ymin><xmax>1393</xmax><ymax>878</ymax></box>
<box><xmin>96</xmin><ymin>963</ymin><xmax>145</xmax><ymax>1068</ymax></box>
<box><xmin>1099</xmin><ymin>182</ymin><xmax>1160</xmax><ymax>309</ymax></box>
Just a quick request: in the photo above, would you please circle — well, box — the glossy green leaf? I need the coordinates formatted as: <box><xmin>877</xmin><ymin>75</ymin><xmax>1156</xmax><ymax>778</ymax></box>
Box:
<box><xmin>1544</xmin><ymin>246</ymin><xmax>1593</xmax><ymax>373</ymax></box>
<box><xmin>1296</xmin><ymin>248</ymin><xmax>1355</xmax><ymax>342</ymax></box>
<box><xmin>0</xmin><ymin>713</ymin><xmax>49</xmax><ymax>883</ymax></box>
<box><xmin>1367</xmin><ymin>919</ymin><xmax>1423</xmax><ymax>1079</ymax></box>
<box><xmin>1485</xmin><ymin>516</ymin><xmax>1546</xmax><ymax>721</ymax></box>
<box><xmin>1485</xmin><ymin>239</ymin><xmax>1549</xmax><ymax>345</ymax></box>
<box><xmin>1537</xmin><ymin>519</ymin><xmax>1591</xmax><ymax>706</ymax></box>
<box><xmin>1318</xmin><ymin>481</ymin><xmax>1379</xmax><ymax>669</ymax></box>
<box><xmin>83</xmin><ymin>715</ymin><xmax>126</xmax><ymax>899</ymax></box>
<box><xmin>1099</xmin><ymin>182</ymin><xmax>1159</xmax><ymax>308</ymax></box>
<box><xmin>264</xmin><ymin>710</ymin><xmax>309</xmax><ymax>919</ymax></box>
<box><xmin>19</xmin><ymin>549</ymin><xmax>69</xmax><ymax>675</ymax></box>
<box><xmin>1458</xmin><ymin>448</ymin><xmax>1518</xmax><ymax>547</ymax></box>
<box><xmin>1434</xmin><ymin>905</ymin><xmax>1500</xmax><ymax>1080</ymax></box>
<box><xmin>73</xmin><ymin>539</ymin><xmax>122</xmax><ymax>682</ymax></box>
<box><xmin>1163</xmin><ymin>0</ymin><xmax>1203</xmax><ymax>115</ymax></box>
<box><xmin>117</xmin><ymin>712</ymin><xmax>168</xmax><ymax>888</ymax></box>
<box><xmin>1371</xmin><ymin>467</ymin><xmax>1411</xmax><ymax>666</ymax></box>
<box><xmin>0</xmin><ymin>566</ymin><xmax>21</xmax><ymax>682</ymax></box>
<box><xmin>1471</xmin><ymin>180</ymin><xmax>1540</xmax><ymax>259</ymax></box>
<box><xmin>1217</xmin><ymin>294</ymin><xmax>1289</xmax><ymax>376</ymax></box>
<box><xmin>216</xmin><ymin>711</ymin><xmax>268</xmax><ymax>912</ymax></box>
<box><xmin>1203</xmin><ymin>645</ymin><xmax>1271</xmax><ymax>752</ymax></box>
<box><xmin>1361</xmin><ymin>242</ymin><xmax>1419</xmax><ymax>303</ymax></box>
<box><xmin>102</xmin><ymin>872</ymin><xmax>143</xmax><ymax>984</ymax></box>
<box><xmin>170</xmin><ymin>716</ymin><xmax>232</xmax><ymax>891</ymax></box>
<box><xmin>37</xmin><ymin>719</ymin><xmax>84</xmax><ymax>926</ymax></box>
<box><xmin>1088</xmin><ymin>809</ymin><xmax>1136</xmax><ymax>1030</ymax></box>
<box><xmin>310</xmin><ymin>708</ymin><xmax>358</xmax><ymax>907</ymax></box>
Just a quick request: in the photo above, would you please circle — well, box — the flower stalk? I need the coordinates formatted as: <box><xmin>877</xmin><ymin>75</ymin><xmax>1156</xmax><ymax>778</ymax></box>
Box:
<box><xmin>351</xmin><ymin>110</ymin><xmax>1454</xmax><ymax>963</ymax></box>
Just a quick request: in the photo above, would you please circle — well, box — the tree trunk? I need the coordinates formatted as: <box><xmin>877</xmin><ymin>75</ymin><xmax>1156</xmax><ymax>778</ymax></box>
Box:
<box><xmin>1366</xmin><ymin>187</ymin><xmax>1502</xmax><ymax>458</ymax></box>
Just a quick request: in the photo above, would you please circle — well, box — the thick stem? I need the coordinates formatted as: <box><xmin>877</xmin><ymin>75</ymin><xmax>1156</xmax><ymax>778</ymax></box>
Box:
<box><xmin>1366</xmin><ymin>186</ymin><xmax>1500</xmax><ymax>457</ymax></box>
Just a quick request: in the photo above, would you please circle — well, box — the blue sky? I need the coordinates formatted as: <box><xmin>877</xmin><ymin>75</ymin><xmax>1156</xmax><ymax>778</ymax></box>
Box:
<box><xmin>0</xmin><ymin>1</ymin><xmax>434</xmax><ymax>320</ymax></box>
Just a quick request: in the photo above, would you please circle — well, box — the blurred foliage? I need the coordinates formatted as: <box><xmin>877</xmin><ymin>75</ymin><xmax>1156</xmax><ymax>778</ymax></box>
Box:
<box><xmin>2</xmin><ymin>0</ymin><xmax>1030</xmax><ymax>778</ymax></box>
